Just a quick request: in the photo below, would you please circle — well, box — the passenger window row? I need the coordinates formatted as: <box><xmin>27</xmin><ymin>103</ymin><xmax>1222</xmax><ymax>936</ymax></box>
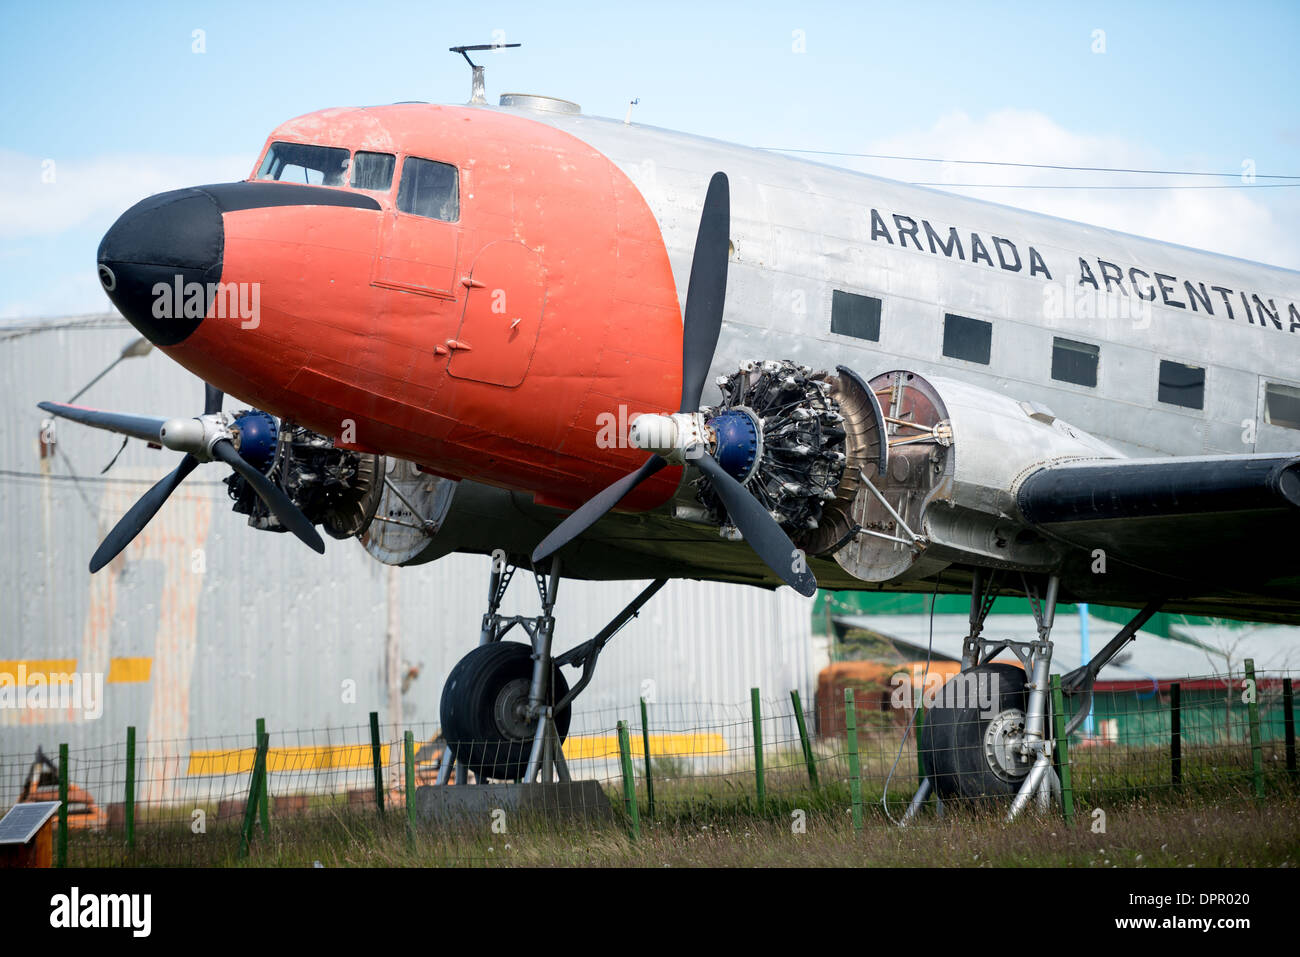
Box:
<box><xmin>828</xmin><ymin>288</ymin><xmax>1297</xmax><ymax>427</ymax></box>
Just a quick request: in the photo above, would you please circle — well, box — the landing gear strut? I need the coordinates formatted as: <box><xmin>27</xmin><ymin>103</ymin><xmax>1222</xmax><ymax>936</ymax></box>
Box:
<box><xmin>906</xmin><ymin>569</ymin><xmax>1166</xmax><ymax>823</ymax></box>
<box><xmin>914</xmin><ymin>572</ymin><xmax>1062</xmax><ymax>820</ymax></box>
<box><xmin>438</xmin><ymin>554</ymin><xmax>666</xmax><ymax>784</ymax></box>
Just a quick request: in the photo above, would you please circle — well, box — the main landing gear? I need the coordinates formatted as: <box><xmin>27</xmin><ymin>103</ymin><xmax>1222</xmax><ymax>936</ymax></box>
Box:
<box><xmin>437</xmin><ymin>554</ymin><xmax>666</xmax><ymax>784</ymax></box>
<box><xmin>906</xmin><ymin>569</ymin><xmax>1165</xmax><ymax>824</ymax></box>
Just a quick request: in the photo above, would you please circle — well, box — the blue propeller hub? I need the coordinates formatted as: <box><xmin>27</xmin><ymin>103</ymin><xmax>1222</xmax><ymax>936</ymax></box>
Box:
<box><xmin>232</xmin><ymin>411</ymin><xmax>279</xmax><ymax>472</ymax></box>
<box><xmin>708</xmin><ymin>408</ymin><xmax>760</xmax><ymax>484</ymax></box>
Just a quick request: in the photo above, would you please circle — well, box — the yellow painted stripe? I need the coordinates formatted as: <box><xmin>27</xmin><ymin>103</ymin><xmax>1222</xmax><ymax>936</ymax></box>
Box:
<box><xmin>187</xmin><ymin>744</ymin><xmax>393</xmax><ymax>776</ymax></box>
<box><xmin>107</xmin><ymin>657</ymin><xmax>152</xmax><ymax>684</ymax></box>
<box><xmin>562</xmin><ymin>732</ymin><xmax>728</xmax><ymax>761</ymax></box>
<box><xmin>185</xmin><ymin>733</ymin><xmax>726</xmax><ymax>776</ymax></box>
<box><xmin>0</xmin><ymin>660</ymin><xmax>78</xmax><ymax>685</ymax></box>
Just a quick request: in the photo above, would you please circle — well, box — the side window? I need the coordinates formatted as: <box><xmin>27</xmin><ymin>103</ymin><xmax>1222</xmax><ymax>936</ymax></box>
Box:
<box><xmin>1051</xmin><ymin>337</ymin><xmax>1099</xmax><ymax>387</ymax></box>
<box><xmin>397</xmin><ymin>156</ymin><xmax>459</xmax><ymax>221</ymax></box>
<box><xmin>352</xmin><ymin>151</ymin><xmax>396</xmax><ymax>192</ymax></box>
<box><xmin>830</xmin><ymin>290</ymin><xmax>881</xmax><ymax>341</ymax></box>
<box><xmin>1264</xmin><ymin>382</ymin><xmax>1300</xmax><ymax>430</ymax></box>
<box><xmin>942</xmin><ymin>313</ymin><xmax>992</xmax><ymax>365</ymax></box>
<box><xmin>1157</xmin><ymin>359</ymin><xmax>1204</xmax><ymax>410</ymax></box>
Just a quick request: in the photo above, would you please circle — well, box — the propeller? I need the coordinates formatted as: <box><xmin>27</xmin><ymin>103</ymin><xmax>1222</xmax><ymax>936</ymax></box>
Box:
<box><xmin>39</xmin><ymin>383</ymin><xmax>324</xmax><ymax>573</ymax></box>
<box><xmin>531</xmin><ymin>172</ymin><xmax>818</xmax><ymax>596</ymax></box>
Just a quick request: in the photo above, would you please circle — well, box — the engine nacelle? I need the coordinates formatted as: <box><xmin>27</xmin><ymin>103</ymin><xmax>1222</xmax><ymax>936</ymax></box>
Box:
<box><xmin>827</xmin><ymin>370</ymin><xmax>1122</xmax><ymax>583</ymax></box>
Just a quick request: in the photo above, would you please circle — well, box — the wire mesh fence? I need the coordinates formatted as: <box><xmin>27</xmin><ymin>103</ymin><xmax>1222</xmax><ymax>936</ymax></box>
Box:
<box><xmin>3</xmin><ymin>667</ymin><xmax>1295</xmax><ymax>866</ymax></box>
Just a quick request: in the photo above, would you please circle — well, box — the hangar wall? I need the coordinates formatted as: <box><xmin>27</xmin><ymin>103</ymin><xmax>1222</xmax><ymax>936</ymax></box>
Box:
<box><xmin>0</xmin><ymin>315</ymin><xmax>823</xmax><ymax>767</ymax></box>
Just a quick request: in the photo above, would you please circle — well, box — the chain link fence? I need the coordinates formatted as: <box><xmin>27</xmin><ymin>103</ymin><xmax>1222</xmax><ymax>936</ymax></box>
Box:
<box><xmin>4</xmin><ymin>667</ymin><xmax>1295</xmax><ymax>865</ymax></box>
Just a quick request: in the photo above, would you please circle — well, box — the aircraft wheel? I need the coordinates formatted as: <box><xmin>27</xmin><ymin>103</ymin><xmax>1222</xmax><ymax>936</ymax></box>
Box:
<box><xmin>921</xmin><ymin>663</ymin><xmax>1040</xmax><ymax>802</ymax></box>
<box><xmin>439</xmin><ymin>641</ymin><xmax>571</xmax><ymax>782</ymax></box>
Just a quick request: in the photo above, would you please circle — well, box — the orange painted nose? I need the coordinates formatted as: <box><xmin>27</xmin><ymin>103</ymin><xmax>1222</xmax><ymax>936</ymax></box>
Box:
<box><xmin>97</xmin><ymin>187</ymin><xmax>224</xmax><ymax>346</ymax></box>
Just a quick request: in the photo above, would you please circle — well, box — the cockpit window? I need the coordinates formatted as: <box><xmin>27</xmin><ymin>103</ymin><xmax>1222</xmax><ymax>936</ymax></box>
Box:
<box><xmin>257</xmin><ymin>142</ymin><xmax>350</xmax><ymax>186</ymax></box>
<box><xmin>352</xmin><ymin>151</ymin><xmax>396</xmax><ymax>191</ymax></box>
<box><xmin>397</xmin><ymin>156</ymin><xmax>459</xmax><ymax>221</ymax></box>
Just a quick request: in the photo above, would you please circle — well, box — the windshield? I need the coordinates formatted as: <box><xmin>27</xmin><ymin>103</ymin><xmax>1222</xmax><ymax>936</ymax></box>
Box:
<box><xmin>256</xmin><ymin>142</ymin><xmax>350</xmax><ymax>186</ymax></box>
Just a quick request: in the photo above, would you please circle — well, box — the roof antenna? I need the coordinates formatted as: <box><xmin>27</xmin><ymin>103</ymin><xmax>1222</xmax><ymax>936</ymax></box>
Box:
<box><xmin>450</xmin><ymin>43</ymin><xmax>522</xmax><ymax>105</ymax></box>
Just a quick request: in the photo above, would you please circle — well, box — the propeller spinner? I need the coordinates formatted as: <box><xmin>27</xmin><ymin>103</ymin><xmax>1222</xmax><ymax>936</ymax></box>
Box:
<box><xmin>531</xmin><ymin>172</ymin><xmax>818</xmax><ymax>597</ymax></box>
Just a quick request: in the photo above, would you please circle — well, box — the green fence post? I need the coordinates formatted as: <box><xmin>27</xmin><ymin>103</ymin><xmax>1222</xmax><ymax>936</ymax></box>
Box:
<box><xmin>1283</xmin><ymin>677</ymin><xmax>1296</xmax><ymax>782</ymax></box>
<box><xmin>369</xmin><ymin>711</ymin><xmax>385</xmax><ymax>816</ymax></box>
<box><xmin>1170</xmin><ymin>682</ymin><xmax>1182</xmax><ymax>789</ymax></box>
<box><xmin>639</xmin><ymin>697</ymin><xmax>655</xmax><ymax>820</ymax></box>
<box><xmin>790</xmin><ymin>689</ymin><xmax>819</xmax><ymax>790</ymax></box>
<box><xmin>1245</xmin><ymin>659</ymin><xmax>1264</xmax><ymax>800</ymax></box>
<box><xmin>915</xmin><ymin>702</ymin><xmax>927</xmax><ymax>789</ymax></box>
<box><xmin>57</xmin><ymin>743</ymin><xmax>68</xmax><ymax>868</ymax></box>
<box><xmin>844</xmin><ymin>688</ymin><xmax>863</xmax><ymax>832</ymax></box>
<box><xmin>1050</xmin><ymin>675</ymin><xmax>1075</xmax><ymax>826</ymax></box>
<box><xmin>124</xmin><ymin>726</ymin><xmax>136</xmax><ymax>850</ymax></box>
<box><xmin>751</xmin><ymin>688</ymin><xmax>765</xmax><ymax>811</ymax></box>
<box><xmin>404</xmin><ymin>730</ymin><xmax>417</xmax><ymax>848</ymax></box>
<box><xmin>239</xmin><ymin>731</ymin><xmax>269</xmax><ymax>859</ymax></box>
<box><xmin>617</xmin><ymin>720</ymin><xmax>640</xmax><ymax>841</ymax></box>
<box><xmin>256</xmin><ymin>717</ymin><xmax>270</xmax><ymax>836</ymax></box>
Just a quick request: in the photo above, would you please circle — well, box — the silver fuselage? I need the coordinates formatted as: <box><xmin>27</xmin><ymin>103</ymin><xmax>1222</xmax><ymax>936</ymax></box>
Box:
<box><xmin>502</xmin><ymin>105</ymin><xmax>1299</xmax><ymax>461</ymax></box>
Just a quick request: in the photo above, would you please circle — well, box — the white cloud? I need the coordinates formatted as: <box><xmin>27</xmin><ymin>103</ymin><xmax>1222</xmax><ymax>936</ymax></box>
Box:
<box><xmin>862</xmin><ymin>109</ymin><xmax>1300</xmax><ymax>270</ymax></box>
<box><xmin>0</xmin><ymin>150</ymin><xmax>254</xmax><ymax>320</ymax></box>
<box><xmin>0</xmin><ymin>150</ymin><xmax>253</xmax><ymax>240</ymax></box>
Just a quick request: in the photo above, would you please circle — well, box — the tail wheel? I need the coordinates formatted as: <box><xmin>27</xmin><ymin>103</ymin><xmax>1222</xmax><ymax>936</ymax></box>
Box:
<box><xmin>439</xmin><ymin>641</ymin><xmax>572</xmax><ymax>782</ymax></box>
<box><xmin>921</xmin><ymin>663</ymin><xmax>1041</xmax><ymax>801</ymax></box>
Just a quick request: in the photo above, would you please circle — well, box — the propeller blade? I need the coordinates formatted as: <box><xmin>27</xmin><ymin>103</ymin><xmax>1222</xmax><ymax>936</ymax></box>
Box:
<box><xmin>203</xmin><ymin>383</ymin><xmax>224</xmax><ymax>416</ymax></box>
<box><xmin>210</xmin><ymin>439</ymin><xmax>325</xmax><ymax>554</ymax></box>
<box><xmin>89</xmin><ymin>454</ymin><xmax>199</xmax><ymax>572</ymax></box>
<box><xmin>695</xmin><ymin>454</ymin><xmax>817</xmax><ymax>597</ymax></box>
<box><xmin>678</xmin><ymin>172</ymin><xmax>730</xmax><ymax>414</ymax></box>
<box><xmin>37</xmin><ymin>401</ymin><xmax>167</xmax><ymax>444</ymax></box>
<box><xmin>531</xmin><ymin>455</ymin><xmax>667</xmax><ymax>563</ymax></box>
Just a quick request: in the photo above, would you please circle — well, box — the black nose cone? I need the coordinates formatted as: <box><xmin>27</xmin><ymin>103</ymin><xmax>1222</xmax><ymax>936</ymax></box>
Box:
<box><xmin>97</xmin><ymin>187</ymin><xmax>224</xmax><ymax>346</ymax></box>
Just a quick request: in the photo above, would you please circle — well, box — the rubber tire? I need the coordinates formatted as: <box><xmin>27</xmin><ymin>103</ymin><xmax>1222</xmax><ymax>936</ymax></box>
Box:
<box><xmin>439</xmin><ymin>642</ymin><xmax>572</xmax><ymax>782</ymax></box>
<box><xmin>920</xmin><ymin>663</ymin><xmax>1039</xmax><ymax>802</ymax></box>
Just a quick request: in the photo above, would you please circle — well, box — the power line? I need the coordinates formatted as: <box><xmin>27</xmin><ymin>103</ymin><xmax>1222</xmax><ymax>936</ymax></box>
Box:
<box><xmin>758</xmin><ymin>147</ymin><xmax>1300</xmax><ymax>180</ymax></box>
<box><xmin>909</xmin><ymin>181</ymin><xmax>1300</xmax><ymax>190</ymax></box>
<box><xmin>0</xmin><ymin>467</ymin><xmax>226</xmax><ymax>488</ymax></box>
<box><xmin>0</xmin><ymin>314</ymin><xmax>127</xmax><ymax>341</ymax></box>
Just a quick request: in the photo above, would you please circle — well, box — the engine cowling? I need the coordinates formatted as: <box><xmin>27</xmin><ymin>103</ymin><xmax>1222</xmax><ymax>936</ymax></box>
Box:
<box><xmin>826</xmin><ymin>370</ymin><xmax>1123</xmax><ymax>583</ymax></box>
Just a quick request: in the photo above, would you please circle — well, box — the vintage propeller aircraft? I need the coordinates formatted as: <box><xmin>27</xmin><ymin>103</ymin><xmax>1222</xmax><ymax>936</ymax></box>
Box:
<box><xmin>40</xmin><ymin>48</ymin><xmax>1300</xmax><ymax>815</ymax></box>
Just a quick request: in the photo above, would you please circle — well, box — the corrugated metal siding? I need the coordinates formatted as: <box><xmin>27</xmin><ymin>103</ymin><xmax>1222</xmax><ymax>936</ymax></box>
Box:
<box><xmin>1</xmin><ymin>316</ymin><xmax>821</xmax><ymax>789</ymax></box>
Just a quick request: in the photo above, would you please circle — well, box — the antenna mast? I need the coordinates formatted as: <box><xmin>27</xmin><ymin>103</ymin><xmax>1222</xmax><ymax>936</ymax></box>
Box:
<box><xmin>449</xmin><ymin>43</ymin><xmax>522</xmax><ymax>105</ymax></box>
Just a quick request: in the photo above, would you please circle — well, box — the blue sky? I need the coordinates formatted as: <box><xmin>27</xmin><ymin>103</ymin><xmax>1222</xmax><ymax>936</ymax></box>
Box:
<box><xmin>3</xmin><ymin>0</ymin><xmax>1298</xmax><ymax>317</ymax></box>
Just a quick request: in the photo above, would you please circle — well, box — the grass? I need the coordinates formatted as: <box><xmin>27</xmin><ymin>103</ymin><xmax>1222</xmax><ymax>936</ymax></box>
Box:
<box><xmin>60</xmin><ymin>760</ymin><xmax>1300</xmax><ymax>867</ymax></box>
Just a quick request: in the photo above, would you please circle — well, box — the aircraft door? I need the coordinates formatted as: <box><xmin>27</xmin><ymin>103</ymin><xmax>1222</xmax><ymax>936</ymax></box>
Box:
<box><xmin>448</xmin><ymin>241</ymin><xmax>545</xmax><ymax>387</ymax></box>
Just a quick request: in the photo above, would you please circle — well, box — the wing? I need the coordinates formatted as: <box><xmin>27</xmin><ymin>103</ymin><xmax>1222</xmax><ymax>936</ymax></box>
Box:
<box><xmin>1017</xmin><ymin>452</ymin><xmax>1300</xmax><ymax>593</ymax></box>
